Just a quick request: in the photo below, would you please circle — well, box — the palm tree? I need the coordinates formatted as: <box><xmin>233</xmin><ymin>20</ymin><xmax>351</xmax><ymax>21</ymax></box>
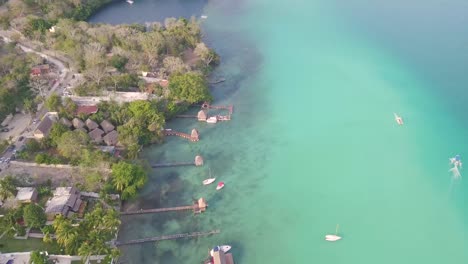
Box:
<box><xmin>53</xmin><ymin>215</ymin><xmax>79</xmax><ymax>254</ymax></box>
<box><xmin>0</xmin><ymin>176</ymin><xmax>17</xmax><ymax>201</ymax></box>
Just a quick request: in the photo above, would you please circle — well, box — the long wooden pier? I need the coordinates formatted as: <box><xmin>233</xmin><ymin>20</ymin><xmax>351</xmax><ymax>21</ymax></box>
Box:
<box><xmin>115</xmin><ymin>230</ymin><xmax>221</xmax><ymax>246</ymax></box>
<box><xmin>121</xmin><ymin>205</ymin><xmax>195</xmax><ymax>215</ymax></box>
<box><xmin>163</xmin><ymin>129</ymin><xmax>199</xmax><ymax>142</ymax></box>
<box><xmin>151</xmin><ymin>162</ymin><xmax>194</xmax><ymax>168</ymax></box>
<box><xmin>151</xmin><ymin>155</ymin><xmax>204</xmax><ymax>168</ymax></box>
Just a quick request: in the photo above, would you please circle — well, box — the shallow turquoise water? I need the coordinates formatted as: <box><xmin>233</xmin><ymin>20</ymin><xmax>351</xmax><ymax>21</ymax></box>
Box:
<box><xmin>92</xmin><ymin>0</ymin><xmax>468</xmax><ymax>263</ymax></box>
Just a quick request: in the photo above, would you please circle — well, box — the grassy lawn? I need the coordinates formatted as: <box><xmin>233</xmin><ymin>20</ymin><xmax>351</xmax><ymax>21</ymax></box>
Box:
<box><xmin>0</xmin><ymin>237</ymin><xmax>61</xmax><ymax>253</ymax></box>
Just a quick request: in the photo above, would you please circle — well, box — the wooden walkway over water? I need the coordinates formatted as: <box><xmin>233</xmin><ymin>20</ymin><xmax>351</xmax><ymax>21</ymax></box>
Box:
<box><xmin>163</xmin><ymin>129</ymin><xmax>199</xmax><ymax>142</ymax></box>
<box><xmin>151</xmin><ymin>155</ymin><xmax>204</xmax><ymax>168</ymax></box>
<box><xmin>115</xmin><ymin>230</ymin><xmax>221</xmax><ymax>246</ymax></box>
<box><xmin>121</xmin><ymin>205</ymin><xmax>196</xmax><ymax>215</ymax></box>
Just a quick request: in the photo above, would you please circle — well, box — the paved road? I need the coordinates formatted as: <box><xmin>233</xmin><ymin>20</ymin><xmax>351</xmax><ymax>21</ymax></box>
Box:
<box><xmin>0</xmin><ymin>30</ymin><xmax>75</xmax><ymax>173</ymax></box>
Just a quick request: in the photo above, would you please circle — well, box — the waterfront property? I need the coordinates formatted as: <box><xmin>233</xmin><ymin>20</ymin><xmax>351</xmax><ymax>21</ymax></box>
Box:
<box><xmin>121</xmin><ymin>197</ymin><xmax>207</xmax><ymax>215</ymax></box>
<box><xmin>163</xmin><ymin>128</ymin><xmax>200</xmax><ymax>142</ymax></box>
<box><xmin>44</xmin><ymin>187</ymin><xmax>82</xmax><ymax>220</ymax></box>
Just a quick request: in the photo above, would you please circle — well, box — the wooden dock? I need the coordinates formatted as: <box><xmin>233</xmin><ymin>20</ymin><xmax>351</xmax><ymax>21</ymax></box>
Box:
<box><xmin>115</xmin><ymin>230</ymin><xmax>221</xmax><ymax>246</ymax></box>
<box><xmin>151</xmin><ymin>162</ymin><xmax>194</xmax><ymax>168</ymax></box>
<box><xmin>121</xmin><ymin>205</ymin><xmax>195</xmax><ymax>215</ymax></box>
<box><xmin>201</xmin><ymin>103</ymin><xmax>233</xmax><ymax>115</ymax></box>
<box><xmin>175</xmin><ymin>114</ymin><xmax>197</xmax><ymax>118</ymax></box>
<box><xmin>163</xmin><ymin>129</ymin><xmax>199</xmax><ymax>142</ymax></box>
<box><xmin>121</xmin><ymin>198</ymin><xmax>208</xmax><ymax>216</ymax></box>
<box><xmin>151</xmin><ymin>155</ymin><xmax>203</xmax><ymax>168</ymax></box>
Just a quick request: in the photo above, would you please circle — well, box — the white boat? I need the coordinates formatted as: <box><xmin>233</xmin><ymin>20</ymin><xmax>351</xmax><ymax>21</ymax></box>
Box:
<box><xmin>203</xmin><ymin>168</ymin><xmax>216</xmax><ymax>185</ymax></box>
<box><xmin>394</xmin><ymin>113</ymin><xmax>403</xmax><ymax>125</ymax></box>
<box><xmin>325</xmin><ymin>224</ymin><xmax>342</xmax><ymax>242</ymax></box>
<box><xmin>210</xmin><ymin>245</ymin><xmax>231</xmax><ymax>256</ymax></box>
<box><xmin>216</xmin><ymin>182</ymin><xmax>225</xmax><ymax>190</ymax></box>
<box><xmin>201</xmin><ymin>15</ymin><xmax>208</xmax><ymax>19</ymax></box>
<box><xmin>325</xmin><ymin>235</ymin><xmax>342</xmax><ymax>241</ymax></box>
<box><xmin>206</xmin><ymin>116</ymin><xmax>218</xmax><ymax>124</ymax></box>
<box><xmin>126</xmin><ymin>0</ymin><xmax>134</xmax><ymax>4</ymax></box>
<box><xmin>203</xmin><ymin>178</ymin><xmax>216</xmax><ymax>185</ymax></box>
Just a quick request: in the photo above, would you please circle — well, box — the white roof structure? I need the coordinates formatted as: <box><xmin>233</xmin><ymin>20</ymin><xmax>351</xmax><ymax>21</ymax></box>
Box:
<box><xmin>15</xmin><ymin>187</ymin><xmax>37</xmax><ymax>202</ymax></box>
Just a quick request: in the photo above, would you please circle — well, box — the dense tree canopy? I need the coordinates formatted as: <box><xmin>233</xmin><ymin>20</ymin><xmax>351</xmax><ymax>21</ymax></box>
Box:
<box><xmin>51</xmin><ymin>206</ymin><xmax>120</xmax><ymax>262</ymax></box>
<box><xmin>169</xmin><ymin>72</ymin><xmax>212</xmax><ymax>103</ymax></box>
<box><xmin>0</xmin><ymin>42</ymin><xmax>36</xmax><ymax>121</ymax></box>
<box><xmin>0</xmin><ymin>176</ymin><xmax>17</xmax><ymax>201</ymax></box>
<box><xmin>29</xmin><ymin>251</ymin><xmax>51</xmax><ymax>264</ymax></box>
<box><xmin>23</xmin><ymin>203</ymin><xmax>47</xmax><ymax>228</ymax></box>
<box><xmin>111</xmin><ymin>161</ymin><xmax>147</xmax><ymax>200</ymax></box>
<box><xmin>57</xmin><ymin>130</ymin><xmax>90</xmax><ymax>161</ymax></box>
<box><xmin>45</xmin><ymin>93</ymin><xmax>62</xmax><ymax>111</ymax></box>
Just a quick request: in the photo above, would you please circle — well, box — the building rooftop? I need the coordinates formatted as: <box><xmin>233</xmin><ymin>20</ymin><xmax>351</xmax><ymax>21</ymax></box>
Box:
<box><xmin>103</xmin><ymin>130</ymin><xmax>119</xmax><ymax>146</ymax></box>
<box><xmin>35</xmin><ymin>116</ymin><xmax>55</xmax><ymax>137</ymax></box>
<box><xmin>76</xmin><ymin>105</ymin><xmax>98</xmax><ymax>115</ymax></box>
<box><xmin>15</xmin><ymin>187</ymin><xmax>37</xmax><ymax>202</ymax></box>
<box><xmin>45</xmin><ymin>187</ymin><xmax>81</xmax><ymax>217</ymax></box>
<box><xmin>85</xmin><ymin>118</ymin><xmax>99</xmax><ymax>130</ymax></box>
<box><xmin>100</xmin><ymin>120</ymin><xmax>115</xmax><ymax>133</ymax></box>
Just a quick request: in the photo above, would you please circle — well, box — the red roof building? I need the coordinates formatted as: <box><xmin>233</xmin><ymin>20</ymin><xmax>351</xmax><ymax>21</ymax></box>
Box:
<box><xmin>76</xmin><ymin>105</ymin><xmax>98</xmax><ymax>115</ymax></box>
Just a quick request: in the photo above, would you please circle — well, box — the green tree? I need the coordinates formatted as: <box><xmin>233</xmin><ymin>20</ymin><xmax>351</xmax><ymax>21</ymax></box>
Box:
<box><xmin>48</xmin><ymin>123</ymin><xmax>69</xmax><ymax>147</ymax></box>
<box><xmin>23</xmin><ymin>98</ymin><xmax>36</xmax><ymax>114</ymax></box>
<box><xmin>45</xmin><ymin>93</ymin><xmax>62</xmax><ymax>111</ymax></box>
<box><xmin>29</xmin><ymin>251</ymin><xmax>50</xmax><ymax>264</ymax></box>
<box><xmin>0</xmin><ymin>176</ymin><xmax>17</xmax><ymax>201</ymax></box>
<box><xmin>53</xmin><ymin>215</ymin><xmax>79</xmax><ymax>254</ymax></box>
<box><xmin>57</xmin><ymin>130</ymin><xmax>90</xmax><ymax>161</ymax></box>
<box><xmin>111</xmin><ymin>161</ymin><xmax>147</xmax><ymax>200</ymax></box>
<box><xmin>23</xmin><ymin>204</ymin><xmax>46</xmax><ymax>228</ymax></box>
<box><xmin>168</xmin><ymin>73</ymin><xmax>212</xmax><ymax>103</ymax></box>
<box><xmin>109</xmin><ymin>54</ymin><xmax>128</xmax><ymax>72</ymax></box>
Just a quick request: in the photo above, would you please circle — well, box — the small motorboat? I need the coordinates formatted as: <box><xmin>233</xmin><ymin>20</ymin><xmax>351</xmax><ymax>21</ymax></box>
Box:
<box><xmin>325</xmin><ymin>224</ymin><xmax>342</xmax><ymax>242</ymax></box>
<box><xmin>126</xmin><ymin>0</ymin><xmax>134</xmax><ymax>4</ymax></box>
<box><xmin>216</xmin><ymin>182</ymin><xmax>225</xmax><ymax>190</ymax></box>
<box><xmin>203</xmin><ymin>178</ymin><xmax>216</xmax><ymax>185</ymax></box>
<box><xmin>210</xmin><ymin>245</ymin><xmax>232</xmax><ymax>256</ymax></box>
<box><xmin>201</xmin><ymin>15</ymin><xmax>208</xmax><ymax>19</ymax></box>
<box><xmin>206</xmin><ymin>116</ymin><xmax>218</xmax><ymax>124</ymax></box>
<box><xmin>394</xmin><ymin>113</ymin><xmax>403</xmax><ymax>125</ymax></box>
<box><xmin>325</xmin><ymin>235</ymin><xmax>342</xmax><ymax>242</ymax></box>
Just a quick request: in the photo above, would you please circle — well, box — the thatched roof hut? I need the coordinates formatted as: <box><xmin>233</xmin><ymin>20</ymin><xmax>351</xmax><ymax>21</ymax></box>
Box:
<box><xmin>88</xmin><ymin>128</ymin><xmax>105</xmax><ymax>143</ymax></box>
<box><xmin>197</xmin><ymin>198</ymin><xmax>207</xmax><ymax>212</ymax></box>
<box><xmin>100</xmin><ymin>120</ymin><xmax>115</xmax><ymax>133</ymax></box>
<box><xmin>85</xmin><ymin>119</ymin><xmax>99</xmax><ymax>131</ymax></box>
<box><xmin>72</xmin><ymin>118</ymin><xmax>85</xmax><ymax>129</ymax></box>
<box><xmin>197</xmin><ymin>110</ymin><xmax>207</xmax><ymax>121</ymax></box>
<box><xmin>103</xmin><ymin>130</ymin><xmax>119</xmax><ymax>146</ymax></box>
<box><xmin>195</xmin><ymin>155</ymin><xmax>203</xmax><ymax>166</ymax></box>
<box><xmin>190</xmin><ymin>129</ymin><xmax>199</xmax><ymax>141</ymax></box>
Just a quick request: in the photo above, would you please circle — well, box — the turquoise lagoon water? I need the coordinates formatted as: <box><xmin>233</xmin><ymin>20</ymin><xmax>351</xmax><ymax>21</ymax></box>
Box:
<box><xmin>91</xmin><ymin>0</ymin><xmax>468</xmax><ymax>263</ymax></box>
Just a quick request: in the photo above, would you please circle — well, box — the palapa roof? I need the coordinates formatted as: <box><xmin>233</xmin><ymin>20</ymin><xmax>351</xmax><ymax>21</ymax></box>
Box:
<box><xmin>191</xmin><ymin>129</ymin><xmax>199</xmax><ymax>139</ymax></box>
<box><xmin>72</xmin><ymin>118</ymin><xmax>85</xmax><ymax>129</ymax></box>
<box><xmin>35</xmin><ymin>117</ymin><xmax>55</xmax><ymax>136</ymax></box>
<box><xmin>45</xmin><ymin>187</ymin><xmax>82</xmax><ymax>216</ymax></box>
<box><xmin>103</xmin><ymin>130</ymin><xmax>119</xmax><ymax>146</ymax></box>
<box><xmin>60</xmin><ymin>117</ymin><xmax>72</xmax><ymax>128</ymax></box>
<box><xmin>100</xmin><ymin>120</ymin><xmax>115</xmax><ymax>133</ymax></box>
<box><xmin>15</xmin><ymin>187</ymin><xmax>38</xmax><ymax>202</ymax></box>
<box><xmin>88</xmin><ymin>128</ymin><xmax>105</xmax><ymax>143</ymax></box>
<box><xmin>76</xmin><ymin>105</ymin><xmax>98</xmax><ymax>115</ymax></box>
<box><xmin>195</xmin><ymin>155</ymin><xmax>204</xmax><ymax>166</ymax></box>
<box><xmin>197</xmin><ymin>110</ymin><xmax>207</xmax><ymax>120</ymax></box>
<box><xmin>85</xmin><ymin>118</ymin><xmax>99</xmax><ymax>130</ymax></box>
